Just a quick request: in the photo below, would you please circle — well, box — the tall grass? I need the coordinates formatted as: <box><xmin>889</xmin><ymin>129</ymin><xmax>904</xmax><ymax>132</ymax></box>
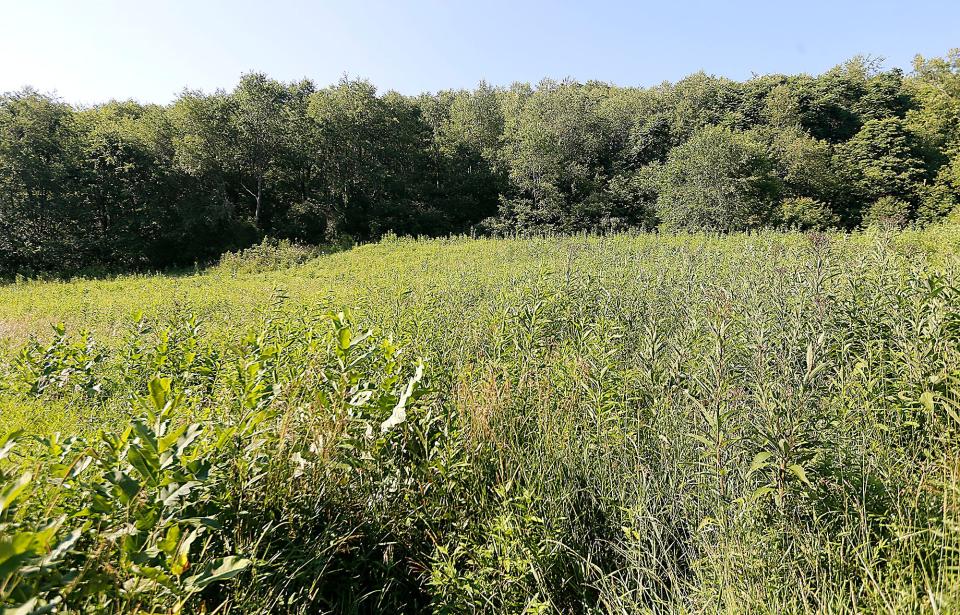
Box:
<box><xmin>1</xmin><ymin>228</ymin><xmax>959</xmax><ymax>612</ymax></box>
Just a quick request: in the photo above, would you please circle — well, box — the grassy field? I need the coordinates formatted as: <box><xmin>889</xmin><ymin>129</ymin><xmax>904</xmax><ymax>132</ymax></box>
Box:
<box><xmin>2</xmin><ymin>228</ymin><xmax>960</xmax><ymax>613</ymax></box>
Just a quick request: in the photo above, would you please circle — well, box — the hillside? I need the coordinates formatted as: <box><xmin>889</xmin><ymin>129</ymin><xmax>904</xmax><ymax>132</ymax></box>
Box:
<box><xmin>1</xmin><ymin>229</ymin><xmax>959</xmax><ymax>612</ymax></box>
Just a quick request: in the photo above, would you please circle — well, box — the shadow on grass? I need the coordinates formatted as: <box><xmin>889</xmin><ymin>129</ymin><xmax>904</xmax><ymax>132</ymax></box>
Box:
<box><xmin>0</xmin><ymin>237</ymin><xmax>355</xmax><ymax>286</ymax></box>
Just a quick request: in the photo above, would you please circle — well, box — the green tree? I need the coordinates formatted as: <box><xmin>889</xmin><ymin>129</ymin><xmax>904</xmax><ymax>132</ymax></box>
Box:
<box><xmin>496</xmin><ymin>80</ymin><xmax>619</xmax><ymax>232</ymax></box>
<box><xmin>656</xmin><ymin>125</ymin><xmax>781</xmax><ymax>231</ymax></box>
<box><xmin>423</xmin><ymin>83</ymin><xmax>507</xmax><ymax>231</ymax></box>
<box><xmin>0</xmin><ymin>89</ymin><xmax>85</xmax><ymax>273</ymax></box>
<box><xmin>77</xmin><ymin>102</ymin><xmax>170</xmax><ymax>266</ymax></box>
<box><xmin>778</xmin><ymin>197</ymin><xmax>839</xmax><ymax>230</ymax></box>
<box><xmin>761</xmin><ymin>126</ymin><xmax>845</xmax><ymax>220</ymax></box>
<box><xmin>862</xmin><ymin>195</ymin><xmax>912</xmax><ymax>227</ymax></box>
<box><xmin>5</xmin><ymin>50</ymin><xmax>960</xmax><ymax>275</ymax></box>
<box><xmin>836</xmin><ymin>117</ymin><xmax>926</xmax><ymax>221</ymax></box>
<box><xmin>907</xmin><ymin>49</ymin><xmax>960</xmax><ymax>222</ymax></box>
<box><xmin>906</xmin><ymin>50</ymin><xmax>960</xmax><ymax>163</ymax></box>
<box><xmin>307</xmin><ymin>78</ymin><xmax>389</xmax><ymax>237</ymax></box>
<box><xmin>229</xmin><ymin>73</ymin><xmax>290</xmax><ymax>228</ymax></box>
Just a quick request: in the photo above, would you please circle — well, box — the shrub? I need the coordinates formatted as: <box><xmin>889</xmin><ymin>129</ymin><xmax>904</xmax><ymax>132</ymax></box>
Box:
<box><xmin>215</xmin><ymin>237</ymin><xmax>324</xmax><ymax>275</ymax></box>
<box><xmin>862</xmin><ymin>195</ymin><xmax>913</xmax><ymax>228</ymax></box>
<box><xmin>778</xmin><ymin>196</ymin><xmax>840</xmax><ymax>230</ymax></box>
<box><xmin>0</xmin><ymin>313</ymin><xmax>438</xmax><ymax>612</ymax></box>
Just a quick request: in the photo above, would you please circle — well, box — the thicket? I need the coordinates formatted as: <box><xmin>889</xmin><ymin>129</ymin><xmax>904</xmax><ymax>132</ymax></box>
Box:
<box><xmin>1</xmin><ymin>230</ymin><xmax>958</xmax><ymax>612</ymax></box>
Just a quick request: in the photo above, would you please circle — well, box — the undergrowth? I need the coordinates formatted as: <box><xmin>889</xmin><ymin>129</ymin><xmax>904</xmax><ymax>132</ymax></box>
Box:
<box><xmin>1</xmin><ymin>229</ymin><xmax>959</xmax><ymax>613</ymax></box>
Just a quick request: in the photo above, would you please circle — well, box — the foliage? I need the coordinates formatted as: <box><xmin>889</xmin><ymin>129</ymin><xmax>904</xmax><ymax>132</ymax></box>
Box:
<box><xmin>1</xmin><ymin>229</ymin><xmax>960</xmax><ymax>611</ymax></box>
<box><xmin>655</xmin><ymin>125</ymin><xmax>780</xmax><ymax>231</ymax></box>
<box><xmin>778</xmin><ymin>196</ymin><xmax>840</xmax><ymax>230</ymax></box>
<box><xmin>4</xmin><ymin>51</ymin><xmax>960</xmax><ymax>275</ymax></box>
<box><xmin>1</xmin><ymin>310</ymin><xmax>437</xmax><ymax>612</ymax></box>
<box><xmin>215</xmin><ymin>237</ymin><xmax>327</xmax><ymax>275</ymax></box>
<box><xmin>862</xmin><ymin>195</ymin><xmax>913</xmax><ymax>228</ymax></box>
<box><xmin>837</xmin><ymin>117</ymin><xmax>927</xmax><ymax>213</ymax></box>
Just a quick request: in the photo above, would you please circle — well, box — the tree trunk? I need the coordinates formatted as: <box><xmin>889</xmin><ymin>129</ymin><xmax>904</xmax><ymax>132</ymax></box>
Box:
<box><xmin>253</xmin><ymin>177</ymin><xmax>263</xmax><ymax>227</ymax></box>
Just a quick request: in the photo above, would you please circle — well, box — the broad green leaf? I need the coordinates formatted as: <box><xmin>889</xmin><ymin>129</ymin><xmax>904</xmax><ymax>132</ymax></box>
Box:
<box><xmin>381</xmin><ymin>361</ymin><xmax>425</xmax><ymax>432</ymax></box>
<box><xmin>38</xmin><ymin>528</ymin><xmax>81</xmax><ymax>568</ymax></box>
<box><xmin>747</xmin><ymin>451</ymin><xmax>772</xmax><ymax>477</ymax></box>
<box><xmin>158</xmin><ymin>524</ymin><xmax>182</xmax><ymax>557</ymax></box>
<box><xmin>170</xmin><ymin>529</ymin><xmax>198</xmax><ymax>576</ymax></box>
<box><xmin>337</xmin><ymin>327</ymin><xmax>351</xmax><ymax>351</ymax></box>
<box><xmin>2</xmin><ymin>596</ymin><xmax>47</xmax><ymax>615</ymax></box>
<box><xmin>131</xmin><ymin>420</ymin><xmax>159</xmax><ymax>454</ymax></box>
<box><xmin>173</xmin><ymin>424</ymin><xmax>203</xmax><ymax>456</ymax></box>
<box><xmin>149</xmin><ymin>377</ymin><xmax>172</xmax><ymax>412</ymax></box>
<box><xmin>788</xmin><ymin>464</ymin><xmax>811</xmax><ymax>486</ymax></box>
<box><xmin>160</xmin><ymin>481</ymin><xmax>199</xmax><ymax>509</ymax></box>
<box><xmin>0</xmin><ymin>430</ymin><xmax>23</xmax><ymax>461</ymax></box>
<box><xmin>184</xmin><ymin>556</ymin><xmax>252</xmax><ymax>592</ymax></box>
<box><xmin>106</xmin><ymin>470</ymin><xmax>141</xmax><ymax>504</ymax></box>
<box><xmin>751</xmin><ymin>485</ymin><xmax>775</xmax><ymax>501</ymax></box>
<box><xmin>158</xmin><ymin>423</ymin><xmax>188</xmax><ymax>454</ymax></box>
<box><xmin>0</xmin><ymin>533</ymin><xmax>38</xmax><ymax>577</ymax></box>
<box><xmin>0</xmin><ymin>472</ymin><xmax>32</xmax><ymax>516</ymax></box>
<box><xmin>127</xmin><ymin>445</ymin><xmax>160</xmax><ymax>486</ymax></box>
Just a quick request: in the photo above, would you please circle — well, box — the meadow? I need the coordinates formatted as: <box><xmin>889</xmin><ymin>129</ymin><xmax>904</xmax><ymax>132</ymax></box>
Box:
<box><xmin>1</xmin><ymin>228</ymin><xmax>960</xmax><ymax>613</ymax></box>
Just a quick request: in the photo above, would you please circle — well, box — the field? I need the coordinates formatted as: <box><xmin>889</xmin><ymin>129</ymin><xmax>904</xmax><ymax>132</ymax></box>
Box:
<box><xmin>2</xmin><ymin>228</ymin><xmax>960</xmax><ymax>613</ymax></box>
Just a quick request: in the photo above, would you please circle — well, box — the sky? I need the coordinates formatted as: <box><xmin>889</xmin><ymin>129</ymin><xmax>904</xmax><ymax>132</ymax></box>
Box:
<box><xmin>1</xmin><ymin>0</ymin><xmax>957</xmax><ymax>105</ymax></box>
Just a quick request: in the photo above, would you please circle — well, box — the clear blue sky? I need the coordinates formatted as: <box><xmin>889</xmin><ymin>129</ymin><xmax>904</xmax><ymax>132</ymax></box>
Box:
<box><xmin>1</xmin><ymin>0</ymin><xmax>957</xmax><ymax>104</ymax></box>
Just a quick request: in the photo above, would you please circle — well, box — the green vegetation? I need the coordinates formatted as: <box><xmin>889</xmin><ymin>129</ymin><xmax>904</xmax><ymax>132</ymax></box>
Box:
<box><xmin>3</xmin><ymin>51</ymin><xmax>960</xmax><ymax>276</ymax></box>
<box><xmin>1</xmin><ymin>229</ymin><xmax>960</xmax><ymax>612</ymax></box>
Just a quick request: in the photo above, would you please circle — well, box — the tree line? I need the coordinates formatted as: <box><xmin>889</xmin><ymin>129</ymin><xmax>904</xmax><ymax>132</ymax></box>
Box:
<box><xmin>1</xmin><ymin>51</ymin><xmax>959</xmax><ymax>275</ymax></box>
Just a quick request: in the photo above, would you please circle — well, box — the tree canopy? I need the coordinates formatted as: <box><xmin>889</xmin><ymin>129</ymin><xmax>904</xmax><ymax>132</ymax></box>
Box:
<box><xmin>2</xmin><ymin>51</ymin><xmax>960</xmax><ymax>275</ymax></box>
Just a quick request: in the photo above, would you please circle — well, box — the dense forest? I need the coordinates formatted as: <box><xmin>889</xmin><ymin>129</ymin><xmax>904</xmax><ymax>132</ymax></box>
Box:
<box><xmin>1</xmin><ymin>50</ymin><xmax>959</xmax><ymax>275</ymax></box>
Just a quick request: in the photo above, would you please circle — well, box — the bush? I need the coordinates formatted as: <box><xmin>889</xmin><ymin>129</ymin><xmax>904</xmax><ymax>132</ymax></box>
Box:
<box><xmin>916</xmin><ymin>167</ymin><xmax>960</xmax><ymax>224</ymax></box>
<box><xmin>0</xmin><ymin>312</ymin><xmax>439</xmax><ymax>612</ymax></box>
<box><xmin>215</xmin><ymin>238</ymin><xmax>325</xmax><ymax>275</ymax></box>
<box><xmin>778</xmin><ymin>196</ymin><xmax>840</xmax><ymax>230</ymax></box>
<box><xmin>862</xmin><ymin>195</ymin><xmax>912</xmax><ymax>228</ymax></box>
<box><xmin>273</xmin><ymin>199</ymin><xmax>334</xmax><ymax>243</ymax></box>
